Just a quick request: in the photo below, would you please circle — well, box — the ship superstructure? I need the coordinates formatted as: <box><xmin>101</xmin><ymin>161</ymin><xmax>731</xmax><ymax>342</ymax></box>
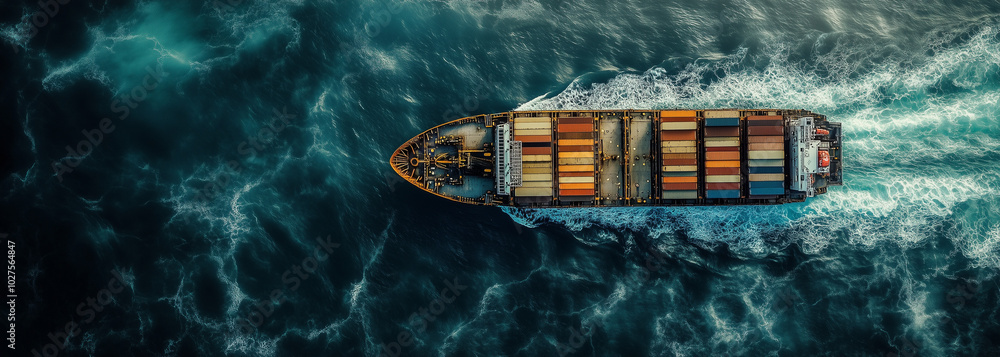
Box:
<box><xmin>390</xmin><ymin>110</ymin><xmax>842</xmax><ymax>207</ymax></box>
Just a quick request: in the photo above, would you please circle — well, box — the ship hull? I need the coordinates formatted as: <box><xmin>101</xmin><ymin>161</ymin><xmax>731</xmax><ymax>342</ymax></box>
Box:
<box><xmin>391</xmin><ymin>110</ymin><xmax>842</xmax><ymax>207</ymax></box>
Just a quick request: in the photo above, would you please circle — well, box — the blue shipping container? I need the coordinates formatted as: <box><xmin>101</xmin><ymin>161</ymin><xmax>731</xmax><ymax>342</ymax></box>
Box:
<box><xmin>750</xmin><ymin>188</ymin><xmax>785</xmax><ymax>195</ymax></box>
<box><xmin>749</xmin><ymin>181</ymin><xmax>784</xmax><ymax>188</ymax></box>
<box><xmin>705</xmin><ymin>118</ymin><xmax>739</xmax><ymax>127</ymax></box>
<box><xmin>749</xmin><ymin>167</ymin><xmax>784</xmax><ymax>174</ymax></box>
<box><xmin>706</xmin><ymin>189</ymin><xmax>740</xmax><ymax>199</ymax></box>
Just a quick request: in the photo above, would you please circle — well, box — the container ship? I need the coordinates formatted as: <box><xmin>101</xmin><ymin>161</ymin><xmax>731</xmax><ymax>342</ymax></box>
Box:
<box><xmin>390</xmin><ymin>110</ymin><xmax>842</xmax><ymax>207</ymax></box>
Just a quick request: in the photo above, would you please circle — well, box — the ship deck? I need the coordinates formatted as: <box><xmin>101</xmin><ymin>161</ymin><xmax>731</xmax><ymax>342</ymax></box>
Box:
<box><xmin>390</xmin><ymin>109</ymin><xmax>842</xmax><ymax>207</ymax></box>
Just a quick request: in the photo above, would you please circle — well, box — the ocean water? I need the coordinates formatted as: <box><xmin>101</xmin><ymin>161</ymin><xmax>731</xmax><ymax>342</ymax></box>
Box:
<box><xmin>2</xmin><ymin>0</ymin><xmax>999</xmax><ymax>356</ymax></box>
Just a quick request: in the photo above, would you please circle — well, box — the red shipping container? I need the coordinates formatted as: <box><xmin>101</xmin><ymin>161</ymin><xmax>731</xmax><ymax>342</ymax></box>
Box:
<box><xmin>559</xmin><ymin>172</ymin><xmax>593</xmax><ymax>177</ymax></box>
<box><xmin>748</xmin><ymin>126</ymin><xmax>783</xmax><ymax>135</ymax></box>
<box><xmin>707</xmin><ymin>147</ymin><xmax>739</xmax><ymax>152</ymax></box>
<box><xmin>515</xmin><ymin>135</ymin><xmax>551</xmax><ymax>142</ymax></box>
<box><xmin>662</xmin><ymin>159</ymin><xmax>698</xmax><ymax>166</ymax></box>
<box><xmin>558</xmin><ymin>132</ymin><xmax>594</xmax><ymax>139</ymax></box>
<box><xmin>748</xmin><ymin>120</ymin><xmax>782</xmax><ymax>126</ymax></box>
<box><xmin>661</xmin><ymin>131</ymin><xmax>697</xmax><ymax>141</ymax></box>
<box><xmin>522</xmin><ymin>147</ymin><xmax>552</xmax><ymax>155</ymax></box>
<box><xmin>558</xmin><ymin>145</ymin><xmax>593</xmax><ymax>152</ymax></box>
<box><xmin>557</xmin><ymin>124</ymin><xmax>594</xmax><ymax>132</ymax></box>
<box><xmin>705</xmin><ymin>127</ymin><xmax>739</xmax><ymax>137</ymax></box>
<box><xmin>558</xmin><ymin>118</ymin><xmax>593</xmax><ymax>124</ymax></box>
<box><xmin>706</xmin><ymin>167</ymin><xmax>740</xmax><ymax>175</ymax></box>
<box><xmin>662</xmin><ymin>183</ymin><xmax>697</xmax><ymax>191</ymax></box>
<box><xmin>706</xmin><ymin>183</ymin><xmax>740</xmax><ymax>190</ymax></box>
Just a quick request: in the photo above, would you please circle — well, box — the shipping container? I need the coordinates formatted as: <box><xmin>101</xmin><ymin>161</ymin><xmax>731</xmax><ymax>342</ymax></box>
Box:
<box><xmin>704</xmin><ymin>110</ymin><xmax>740</xmax><ymax>118</ymax></box>
<box><xmin>748</xmin><ymin>136</ymin><xmax>784</xmax><ymax>143</ymax></box>
<box><xmin>705</xmin><ymin>118</ymin><xmax>740</xmax><ymax>126</ymax></box>
<box><xmin>706</xmin><ymin>152</ymin><xmax>740</xmax><ymax>160</ymax></box>
<box><xmin>748</xmin><ymin>126</ymin><xmax>783</xmax><ymax>135</ymax></box>
<box><xmin>662</xmin><ymin>191</ymin><xmax>698</xmax><ymax>199</ymax></box>
<box><xmin>662</xmin><ymin>176</ymin><xmax>698</xmax><ymax>183</ymax></box>
<box><xmin>706</xmin><ymin>190</ymin><xmax>740</xmax><ymax>199</ymax></box>
<box><xmin>661</xmin><ymin>110</ymin><xmax>698</xmax><ymax>117</ymax></box>
<box><xmin>661</xmin><ymin>122</ymin><xmax>698</xmax><ymax>130</ymax></box>
<box><xmin>663</xmin><ymin>183</ymin><xmax>698</xmax><ymax>190</ymax></box>
<box><xmin>560</xmin><ymin>189</ymin><xmax>595</xmax><ymax>196</ymax></box>
<box><xmin>705</xmin><ymin>126</ymin><xmax>740</xmax><ymax>136</ymax></box>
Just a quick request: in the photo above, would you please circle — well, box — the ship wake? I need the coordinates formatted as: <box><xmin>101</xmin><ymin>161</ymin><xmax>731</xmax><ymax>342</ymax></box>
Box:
<box><xmin>509</xmin><ymin>23</ymin><xmax>1000</xmax><ymax>267</ymax></box>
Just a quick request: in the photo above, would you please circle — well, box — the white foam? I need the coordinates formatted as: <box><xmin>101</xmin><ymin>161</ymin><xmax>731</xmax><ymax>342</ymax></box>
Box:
<box><xmin>506</xmin><ymin>24</ymin><xmax>1000</xmax><ymax>267</ymax></box>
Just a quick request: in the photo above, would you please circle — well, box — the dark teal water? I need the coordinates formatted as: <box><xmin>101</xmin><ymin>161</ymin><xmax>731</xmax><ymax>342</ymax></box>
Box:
<box><xmin>2</xmin><ymin>0</ymin><xmax>999</xmax><ymax>356</ymax></box>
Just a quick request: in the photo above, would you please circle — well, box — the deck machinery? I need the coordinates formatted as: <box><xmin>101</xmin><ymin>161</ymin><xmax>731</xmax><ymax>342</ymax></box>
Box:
<box><xmin>390</xmin><ymin>110</ymin><xmax>842</xmax><ymax>207</ymax></box>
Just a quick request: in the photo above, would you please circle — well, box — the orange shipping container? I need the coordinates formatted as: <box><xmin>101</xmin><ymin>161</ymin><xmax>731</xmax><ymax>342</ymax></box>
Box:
<box><xmin>559</xmin><ymin>172</ymin><xmax>593</xmax><ymax>177</ymax></box>
<box><xmin>558</xmin><ymin>165</ymin><xmax>593</xmax><ymax>172</ymax></box>
<box><xmin>557</xmin><ymin>139</ymin><xmax>593</xmax><ymax>146</ymax></box>
<box><xmin>662</xmin><ymin>176</ymin><xmax>698</xmax><ymax>183</ymax></box>
<box><xmin>559</xmin><ymin>183</ymin><xmax>594</xmax><ymax>190</ymax></box>
<box><xmin>747</xmin><ymin>115</ymin><xmax>782</xmax><ymax>120</ymax></box>
<box><xmin>557</xmin><ymin>124</ymin><xmax>593</xmax><ymax>132</ymax></box>
<box><xmin>706</xmin><ymin>161</ymin><xmax>740</xmax><ymax>168</ymax></box>
<box><xmin>560</xmin><ymin>189</ymin><xmax>595</xmax><ymax>196</ymax></box>
<box><xmin>706</xmin><ymin>152</ymin><xmax>740</xmax><ymax>161</ymax></box>
<box><xmin>660</xmin><ymin>110</ymin><xmax>697</xmax><ymax>117</ymax></box>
